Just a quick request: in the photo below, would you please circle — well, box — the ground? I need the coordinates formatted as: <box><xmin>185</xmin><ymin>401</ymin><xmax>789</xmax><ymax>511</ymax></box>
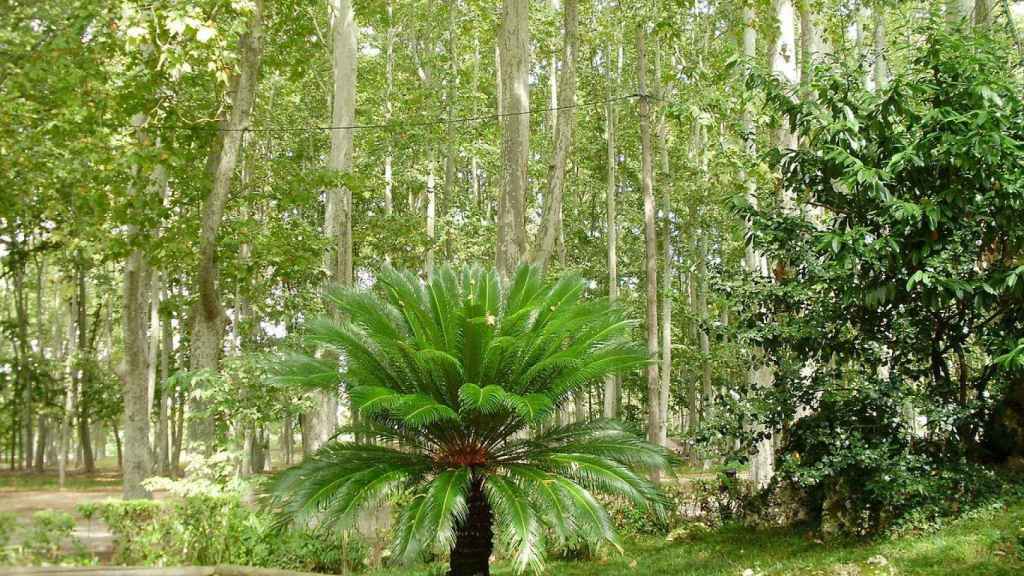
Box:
<box><xmin>1</xmin><ymin>468</ymin><xmax>1022</xmax><ymax>575</ymax></box>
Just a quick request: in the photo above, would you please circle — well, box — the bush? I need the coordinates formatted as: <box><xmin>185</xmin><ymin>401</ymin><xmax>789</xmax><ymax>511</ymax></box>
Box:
<box><xmin>0</xmin><ymin>512</ymin><xmax>16</xmax><ymax>564</ymax></box>
<box><xmin>80</xmin><ymin>496</ymin><xmax>369</xmax><ymax>573</ymax></box>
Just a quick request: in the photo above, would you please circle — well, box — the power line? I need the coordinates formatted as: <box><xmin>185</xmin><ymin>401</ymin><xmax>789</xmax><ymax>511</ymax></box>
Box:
<box><xmin>187</xmin><ymin>93</ymin><xmax>650</xmax><ymax>133</ymax></box>
<box><xmin>113</xmin><ymin>93</ymin><xmax>652</xmax><ymax>134</ymax></box>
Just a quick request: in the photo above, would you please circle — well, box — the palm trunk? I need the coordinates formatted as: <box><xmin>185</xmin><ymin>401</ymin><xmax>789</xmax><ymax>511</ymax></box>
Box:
<box><xmin>449</xmin><ymin>477</ymin><xmax>493</xmax><ymax>576</ymax></box>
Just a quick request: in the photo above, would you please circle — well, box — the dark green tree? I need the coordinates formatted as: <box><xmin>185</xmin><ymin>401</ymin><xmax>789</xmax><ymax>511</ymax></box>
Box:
<box><xmin>737</xmin><ymin>23</ymin><xmax>1024</xmax><ymax>532</ymax></box>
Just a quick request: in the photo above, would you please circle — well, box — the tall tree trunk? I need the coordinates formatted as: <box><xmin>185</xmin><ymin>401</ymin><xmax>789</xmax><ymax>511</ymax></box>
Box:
<box><xmin>426</xmin><ymin>156</ymin><xmax>437</xmax><ymax>278</ymax></box>
<box><xmin>443</xmin><ymin>0</ymin><xmax>458</xmax><ymax>254</ymax></box>
<box><xmin>534</xmin><ymin>0</ymin><xmax>577</xmax><ymax>270</ymax></box>
<box><xmin>190</xmin><ymin>0</ymin><xmax>263</xmax><ymax>448</ymax></box>
<box><xmin>638</xmin><ymin>26</ymin><xmax>661</xmax><ymax>454</ymax></box>
<box><xmin>697</xmin><ymin>237</ymin><xmax>712</xmax><ymax>423</ymax></box>
<box><xmin>307</xmin><ymin>0</ymin><xmax>356</xmax><ymax>454</ymax></box>
<box><xmin>686</xmin><ymin>271</ymin><xmax>699</xmax><ymax>433</ymax></box>
<box><xmin>75</xmin><ymin>258</ymin><xmax>95</xmax><ymax>473</ymax></box>
<box><xmin>798</xmin><ymin>0</ymin><xmax>819</xmax><ymax>92</ymax></box>
<box><xmin>603</xmin><ymin>42</ymin><xmax>622</xmax><ymax>420</ymax></box>
<box><xmin>123</xmin><ymin>189</ymin><xmax>155</xmax><ymax>498</ymax></box>
<box><xmin>146</xmin><ymin>271</ymin><xmax>160</xmax><ymax>447</ymax></box>
<box><xmin>384</xmin><ymin>0</ymin><xmax>395</xmax><ymax>217</ymax></box>
<box><xmin>34</xmin><ymin>416</ymin><xmax>47</xmax><ymax>472</ymax></box>
<box><xmin>59</xmin><ymin>296</ymin><xmax>75</xmax><ymax>489</ymax></box>
<box><xmin>156</xmin><ymin>304</ymin><xmax>172</xmax><ymax>474</ymax></box>
<box><xmin>12</xmin><ymin>246</ymin><xmax>33</xmax><ymax>469</ymax></box>
<box><xmin>741</xmin><ymin>5</ymin><xmax>775</xmax><ymax>490</ymax></box>
<box><xmin>496</xmin><ymin>0</ymin><xmax>529</xmax><ymax>279</ymax></box>
<box><xmin>656</xmin><ymin>42</ymin><xmax>672</xmax><ymax>446</ymax></box>
<box><xmin>872</xmin><ymin>6</ymin><xmax>889</xmax><ymax>90</ymax></box>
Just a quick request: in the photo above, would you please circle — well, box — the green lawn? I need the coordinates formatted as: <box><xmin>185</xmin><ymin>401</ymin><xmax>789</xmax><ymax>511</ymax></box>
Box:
<box><xmin>0</xmin><ymin>468</ymin><xmax>122</xmax><ymax>492</ymax></box>
<box><xmin>372</xmin><ymin>500</ymin><xmax>1024</xmax><ymax>576</ymax></box>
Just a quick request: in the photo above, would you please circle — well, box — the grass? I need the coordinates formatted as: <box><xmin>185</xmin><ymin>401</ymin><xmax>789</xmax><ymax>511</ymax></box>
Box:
<box><xmin>0</xmin><ymin>468</ymin><xmax>122</xmax><ymax>492</ymax></box>
<box><xmin>371</xmin><ymin>499</ymin><xmax>1024</xmax><ymax>576</ymax></box>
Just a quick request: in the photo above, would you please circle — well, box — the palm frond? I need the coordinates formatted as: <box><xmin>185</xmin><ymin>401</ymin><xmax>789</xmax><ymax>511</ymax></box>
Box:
<box><xmin>485</xmin><ymin>475</ymin><xmax>545</xmax><ymax>574</ymax></box>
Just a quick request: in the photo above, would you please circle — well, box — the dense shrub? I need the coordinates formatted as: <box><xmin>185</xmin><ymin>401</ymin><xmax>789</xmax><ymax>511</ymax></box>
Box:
<box><xmin>79</xmin><ymin>495</ymin><xmax>370</xmax><ymax>573</ymax></box>
<box><xmin>0</xmin><ymin>510</ymin><xmax>92</xmax><ymax>567</ymax></box>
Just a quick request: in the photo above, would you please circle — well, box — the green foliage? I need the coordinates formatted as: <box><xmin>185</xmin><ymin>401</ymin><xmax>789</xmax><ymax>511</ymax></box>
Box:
<box><xmin>79</xmin><ymin>496</ymin><xmax>368</xmax><ymax>573</ymax></box>
<box><xmin>267</xmin><ymin>264</ymin><xmax>672</xmax><ymax>573</ymax></box>
<box><xmin>733</xmin><ymin>22</ymin><xmax>1024</xmax><ymax>535</ymax></box>
<box><xmin>19</xmin><ymin>510</ymin><xmax>91</xmax><ymax>566</ymax></box>
<box><xmin>0</xmin><ymin>512</ymin><xmax>15</xmax><ymax>564</ymax></box>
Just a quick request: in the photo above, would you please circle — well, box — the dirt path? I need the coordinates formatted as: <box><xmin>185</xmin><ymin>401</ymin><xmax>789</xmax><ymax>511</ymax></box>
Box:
<box><xmin>0</xmin><ymin>471</ymin><xmax>169</xmax><ymax>561</ymax></box>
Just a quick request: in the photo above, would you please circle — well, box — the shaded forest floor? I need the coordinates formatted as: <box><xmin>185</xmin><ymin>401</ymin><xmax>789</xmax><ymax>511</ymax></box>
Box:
<box><xmin>370</xmin><ymin>501</ymin><xmax>1024</xmax><ymax>576</ymax></box>
<box><xmin>1</xmin><ymin>468</ymin><xmax>1022</xmax><ymax>575</ymax></box>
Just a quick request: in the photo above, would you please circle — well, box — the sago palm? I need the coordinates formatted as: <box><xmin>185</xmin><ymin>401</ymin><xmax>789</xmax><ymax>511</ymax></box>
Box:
<box><xmin>266</xmin><ymin>264</ymin><xmax>672</xmax><ymax>576</ymax></box>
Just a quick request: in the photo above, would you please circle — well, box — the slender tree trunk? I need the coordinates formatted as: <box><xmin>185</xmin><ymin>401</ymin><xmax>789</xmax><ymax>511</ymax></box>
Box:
<box><xmin>534</xmin><ymin>0</ymin><xmax>577</xmax><ymax>270</ymax></box>
<box><xmin>12</xmin><ymin>248</ymin><xmax>33</xmax><ymax>469</ymax></box>
<box><xmin>687</xmin><ymin>271</ymin><xmax>699</xmax><ymax>433</ymax></box>
<box><xmin>426</xmin><ymin>155</ymin><xmax>437</xmax><ymax>278</ymax></box>
<box><xmin>190</xmin><ymin>1</ymin><xmax>263</xmax><ymax>448</ymax></box>
<box><xmin>450</xmin><ymin>477</ymin><xmax>494</xmax><ymax>576</ymax></box>
<box><xmin>496</xmin><ymin>0</ymin><xmax>529</xmax><ymax>279</ymax></box>
<box><xmin>156</xmin><ymin>305</ymin><xmax>172</xmax><ymax>474</ymax></box>
<box><xmin>75</xmin><ymin>258</ymin><xmax>95</xmax><ymax>474</ymax></box>
<box><xmin>59</xmin><ymin>297</ymin><xmax>75</xmax><ymax>489</ymax></box>
<box><xmin>146</xmin><ymin>272</ymin><xmax>160</xmax><ymax>446</ymax></box>
<box><xmin>656</xmin><ymin>42</ymin><xmax>672</xmax><ymax>446</ymax></box>
<box><xmin>34</xmin><ymin>416</ymin><xmax>46</xmax><ymax>472</ymax></box>
<box><xmin>384</xmin><ymin>0</ymin><xmax>395</xmax><ymax>217</ymax></box>
<box><xmin>603</xmin><ymin>43</ymin><xmax>621</xmax><ymax>420</ymax></box>
<box><xmin>697</xmin><ymin>238</ymin><xmax>712</xmax><ymax>421</ymax></box>
<box><xmin>443</xmin><ymin>0</ymin><xmax>458</xmax><ymax>252</ymax></box>
<box><xmin>872</xmin><ymin>7</ymin><xmax>889</xmax><ymax>90</ymax></box>
<box><xmin>307</xmin><ymin>0</ymin><xmax>356</xmax><ymax>454</ymax></box>
<box><xmin>637</xmin><ymin>27</ymin><xmax>661</xmax><ymax>454</ymax></box>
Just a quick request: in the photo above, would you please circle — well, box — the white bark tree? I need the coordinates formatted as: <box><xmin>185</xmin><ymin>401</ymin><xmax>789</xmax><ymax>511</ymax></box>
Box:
<box><xmin>637</xmin><ymin>26</ymin><xmax>662</xmax><ymax>453</ymax></box>
<box><xmin>603</xmin><ymin>42</ymin><xmax>622</xmax><ymax>419</ymax></box>
<box><xmin>496</xmin><ymin>0</ymin><xmax>529</xmax><ymax>279</ymax></box>
<box><xmin>307</xmin><ymin>0</ymin><xmax>356</xmax><ymax>454</ymax></box>
<box><xmin>534</xmin><ymin>0</ymin><xmax>577</xmax><ymax>270</ymax></box>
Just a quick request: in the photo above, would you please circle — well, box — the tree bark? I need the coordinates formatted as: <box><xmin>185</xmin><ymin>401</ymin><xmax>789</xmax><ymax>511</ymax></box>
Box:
<box><xmin>872</xmin><ymin>6</ymin><xmax>889</xmax><ymax>90</ymax></box>
<box><xmin>656</xmin><ymin>42</ymin><xmax>672</xmax><ymax>446</ymax></box>
<box><xmin>603</xmin><ymin>43</ymin><xmax>622</xmax><ymax>420</ymax></box>
<box><xmin>12</xmin><ymin>245</ymin><xmax>33</xmax><ymax>469</ymax></box>
<box><xmin>450</xmin><ymin>476</ymin><xmax>493</xmax><ymax>576</ymax></box>
<box><xmin>156</xmin><ymin>303</ymin><xmax>172</xmax><ymax>474</ymax></box>
<box><xmin>75</xmin><ymin>257</ymin><xmax>95</xmax><ymax>473</ymax></box>
<box><xmin>190</xmin><ymin>0</ymin><xmax>264</xmax><ymax>448</ymax></box>
<box><xmin>637</xmin><ymin>27</ymin><xmax>661</xmax><ymax>454</ymax></box>
<box><xmin>59</xmin><ymin>297</ymin><xmax>75</xmax><ymax>489</ymax></box>
<box><xmin>533</xmin><ymin>0</ymin><xmax>577</xmax><ymax>270</ymax></box>
<box><xmin>496</xmin><ymin>0</ymin><xmax>529</xmax><ymax>279</ymax></box>
<box><xmin>384</xmin><ymin>0</ymin><xmax>395</xmax><ymax>217</ymax></box>
<box><xmin>123</xmin><ymin>187</ymin><xmax>154</xmax><ymax>498</ymax></box>
<box><xmin>307</xmin><ymin>0</ymin><xmax>356</xmax><ymax>455</ymax></box>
